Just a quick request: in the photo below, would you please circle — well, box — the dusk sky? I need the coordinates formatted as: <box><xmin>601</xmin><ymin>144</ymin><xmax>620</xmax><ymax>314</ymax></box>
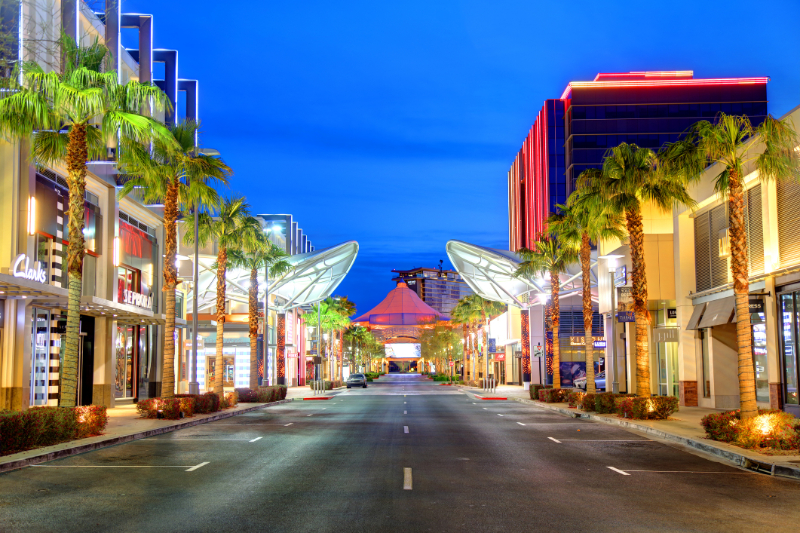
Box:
<box><xmin>126</xmin><ymin>0</ymin><xmax>799</xmax><ymax>315</ymax></box>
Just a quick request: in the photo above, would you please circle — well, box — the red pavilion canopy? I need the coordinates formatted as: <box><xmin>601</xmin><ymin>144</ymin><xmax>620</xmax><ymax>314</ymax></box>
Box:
<box><xmin>352</xmin><ymin>281</ymin><xmax>446</xmax><ymax>327</ymax></box>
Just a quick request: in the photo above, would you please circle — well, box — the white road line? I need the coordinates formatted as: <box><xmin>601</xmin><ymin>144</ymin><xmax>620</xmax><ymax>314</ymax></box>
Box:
<box><xmin>307</xmin><ymin>414</ymin><xmax>313</xmax><ymax>417</ymax></box>
<box><xmin>482</xmin><ymin>408</ymin><xmax>487</xmax><ymax>410</ymax></box>
<box><xmin>186</xmin><ymin>462</ymin><xmax>210</xmax><ymax>472</ymax></box>
<box><xmin>607</xmin><ymin>466</ymin><xmax>630</xmax><ymax>476</ymax></box>
<box><xmin>249</xmin><ymin>437</ymin><xmax>263</xmax><ymax>443</ymax></box>
<box><xmin>404</xmin><ymin>402</ymin><xmax>406</xmax><ymax>404</ymax></box>
<box><xmin>32</xmin><ymin>465</ymin><xmax>196</xmax><ymax>469</ymax></box>
<box><xmin>624</xmin><ymin>470</ymin><xmax>749</xmax><ymax>474</ymax></box>
<box><xmin>404</xmin><ymin>426</ymin><xmax>409</xmax><ymax>434</ymax></box>
<box><xmin>284</xmin><ymin>423</ymin><xmax>294</xmax><ymax>426</ymax></box>
<box><xmin>403</xmin><ymin>467</ymin><xmax>413</xmax><ymax>490</ymax></box>
<box><xmin>497</xmin><ymin>414</ymin><xmax>504</xmax><ymax>417</ymax></box>
<box><xmin>548</xmin><ymin>437</ymin><xmax>561</xmax><ymax>443</ymax></box>
<box><xmin>404</xmin><ymin>410</ymin><xmax>407</xmax><ymax>414</ymax></box>
<box><xmin>517</xmin><ymin>422</ymin><xmax>526</xmax><ymax>426</ymax></box>
<box><xmin>559</xmin><ymin>439</ymin><xmax>653</xmax><ymax>442</ymax></box>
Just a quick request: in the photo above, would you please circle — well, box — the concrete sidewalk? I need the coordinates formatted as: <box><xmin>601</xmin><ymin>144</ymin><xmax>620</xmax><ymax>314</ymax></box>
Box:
<box><xmin>503</xmin><ymin>395</ymin><xmax>800</xmax><ymax>480</ymax></box>
<box><xmin>0</xmin><ymin>398</ymin><xmax>293</xmax><ymax>473</ymax></box>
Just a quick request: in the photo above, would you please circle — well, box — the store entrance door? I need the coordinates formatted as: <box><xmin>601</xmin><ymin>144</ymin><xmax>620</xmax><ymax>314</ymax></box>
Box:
<box><xmin>657</xmin><ymin>341</ymin><xmax>679</xmax><ymax>397</ymax></box>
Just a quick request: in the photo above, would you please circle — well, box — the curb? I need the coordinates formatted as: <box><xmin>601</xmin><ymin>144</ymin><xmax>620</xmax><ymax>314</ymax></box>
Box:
<box><xmin>0</xmin><ymin>399</ymin><xmax>294</xmax><ymax>474</ymax></box>
<box><xmin>511</xmin><ymin>397</ymin><xmax>800</xmax><ymax>480</ymax></box>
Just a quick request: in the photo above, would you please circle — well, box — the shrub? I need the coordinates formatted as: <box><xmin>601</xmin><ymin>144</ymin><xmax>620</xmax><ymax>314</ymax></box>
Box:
<box><xmin>74</xmin><ymin>405</ymin><xmax>108</xmax><ymax>438</ymax></box>
<box><xmin>136</xmin><ymin>398</ymin><xmax>159</xmax><ymax>418</ymax></box>
<box><xmin>159</xmin><ymin>398</ymin><xmax>182</xmax><ymax>420</ymax></box>
<box><xmin>539</xmin><ymin>388</ymin><xmax>568</xmax><ymax>403</ymax></box>
<box><xmin>568</xmin><ymin>391</ymin><xmax>585</xmax><ymax>408</ymax></box>
<box><xmin>595</xmin><ymin>393</ymin><xmax>635</xmax><ymax>414</ymax></box>
<box><xmin>178</xmin><ymin>397</ymin><xmax>196</xmax><ymax>417</ymax></box>
<box><xmin>702</xmin><ymin>409</ymin><xmax>800</xmax><ymax>450</ymax></box>
<box><xmin>176</xmin><ymin>393</ymin><xmax>219</xmax><ymax>414</ymax></box>
<box><xmin>225</xmin><ymin>391</ymin><xmax>239</xmax><ymax>407</ymax></box>
<box><xmin>581</xmin><ymin>393</ymin><xmax>597</xmax><ymax>412</ymax></box>
<box><xmin>278</xmin><ymin>385</ymin><xmax>287</xmax><ymax>400</ymax></box>
<box><xmin>530</xmin><ymin>384</ymin><xmax>550</xmax><ymax>400</ymax></box>
<box><xmin>236</xmin><ymin>388</ymin><xmax>258</xmax><ymax>402</ymax></box>
<box><xmin>0</xmin><ymin>406</ymin><xmax>108</xmax><ymax>456</ymax></box>
<box><xmin>30</xmin><ymin>407</ymin><xmax>78</xmax><ymax>446</ymax></box>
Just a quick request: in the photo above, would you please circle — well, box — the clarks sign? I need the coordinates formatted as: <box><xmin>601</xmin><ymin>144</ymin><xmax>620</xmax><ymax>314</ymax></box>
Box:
<box><xmin>13</xmin><ymin>254</ymin><xmax>47</xmax><ymax>284</ymax></box>
<box><xmin>122</xmin><ymin>289</ymin><xmax>153</xmax><ymax>310</ymax></box>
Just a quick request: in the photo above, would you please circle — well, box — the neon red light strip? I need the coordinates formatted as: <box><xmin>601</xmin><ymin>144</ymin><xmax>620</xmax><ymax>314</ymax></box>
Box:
<box><xmin>560</xmin><ymin>77</ymin><xmax>769</xmax><ymax>100</ymax></box>
<box><xmin>594</xmin><ymin>71</ymin><xmax>693</xmax><ymax>81</ymax></box>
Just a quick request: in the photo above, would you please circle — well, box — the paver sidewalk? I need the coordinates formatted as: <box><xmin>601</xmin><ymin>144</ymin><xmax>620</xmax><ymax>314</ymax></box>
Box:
<box><xmin>0</xmin><ymin>397</ymin><xmax>293</xmax><ymax>473</ymax></box>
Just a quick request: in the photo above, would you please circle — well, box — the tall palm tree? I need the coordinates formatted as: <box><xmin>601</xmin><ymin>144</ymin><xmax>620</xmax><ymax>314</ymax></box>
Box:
<box><xmin>0</xmin><ymin>34</ymin><xmax>173</xmax><ymax>407</ymax></box>
<box><xmin>229</xmin><ymin>238</ymin><xmax>291</xmax><ymax>389</ymax></box>
<box><xmin>451</xmin><ymin>295</ymin><xmax>483</xmax><ymax>381</ymax></box>
<box><xmin>184</xmin><ymin>196</ymin><xmax>262</xmax><ymax>396</ymax></box>
<box><xmin>464</xmin><ymin>295</ymin><xmax>506</xmax><ymax>384</ymax></box>
<box><xmin>549</xmin><ymin>185</ymin><xmax>626</xmax><ymax>393</ymax></box>
<box><xmin>579</xmin><ymin>143</ymin><xmax>695</xmax><ymax>397</ymax></box>
<box><xmin>516</xmin><ymin>235</ymin><xmax>579</xmax><ymax>389</ymax></box>
<box><xmin>117</xmin><ymin>120</ymin><xmax>229</xmax><ymax>399</ymax></box>
<box><xmin>331</xmin><ymin>296</ymin><xmax>356</xmax><ymax>380</ymax></box>
<box><xmin>665</xmin><ymin>114</ymin><xmax>799</xmax><ymax>418</ymax></box>
<box><xmin>311</xmin><ymin>298</ymin><xmax>350</xmax><ymax>380</ymax></box>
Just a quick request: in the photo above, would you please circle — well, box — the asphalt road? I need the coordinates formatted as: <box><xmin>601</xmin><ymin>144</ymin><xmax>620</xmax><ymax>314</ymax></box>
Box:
<box><xmin>1</xmin><ymin>374</ymin><xmax>799</xmax><ymax>533</ymax></box>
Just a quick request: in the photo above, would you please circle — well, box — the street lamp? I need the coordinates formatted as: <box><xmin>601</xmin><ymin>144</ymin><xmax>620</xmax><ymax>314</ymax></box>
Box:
<box><xmin>598</xmin><ymin>254</ymin><xmax>624</xmax><ymax>394</ymax></box>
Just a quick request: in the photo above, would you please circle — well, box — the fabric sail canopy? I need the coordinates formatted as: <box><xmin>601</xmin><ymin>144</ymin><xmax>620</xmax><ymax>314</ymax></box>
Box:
<box><xmin>352</xmin><ymin>281</ymin><xmax>446</xmax><ymax>326</ymax></box>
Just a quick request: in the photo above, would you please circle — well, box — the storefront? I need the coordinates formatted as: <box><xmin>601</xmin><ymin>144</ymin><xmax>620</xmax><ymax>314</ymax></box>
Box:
<box><xmin>778</xmin><ymin>283</ymin><xmax>800</xmax><ymax>416</ymax></box>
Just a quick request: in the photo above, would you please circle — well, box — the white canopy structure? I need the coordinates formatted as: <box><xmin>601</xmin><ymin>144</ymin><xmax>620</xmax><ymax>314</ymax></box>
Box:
<box><xmin>269</xmin><ymin>241</ymin><xmax>360</xmax><ymax>310</ymax></box>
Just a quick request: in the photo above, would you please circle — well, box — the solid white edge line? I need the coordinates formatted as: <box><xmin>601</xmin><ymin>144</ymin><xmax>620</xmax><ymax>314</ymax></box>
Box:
<box><xmin>517</xmin><ymin>422</ymin><xmax>525</xmax><ymax>426</ymax></box>
<box><xmin>548</xmin><ymin>437</ymin><xmax>561</xmax><ymax>443</ymax></box>
<box><xmin>249</xmin><ymin>437</ymin><xmax>263</xmax><ymax>443</ymax></box>
<box><xmin>404</xmin><ymin>426</ymin><xmax>409</xmax><ymax>434</ymax></box>
<box><xmin>403</xmin><ymin>467</ymin><xmax>413</xmax><ymax>490</ymax></box>
<box><xmin>186</xmin><ymin>462</ymin><xmax>210</xmax><ymax>472</ymax></box>
<box><xmin>607</xmin><ymin>466</ymin><xmax>630</xmax><ymax>476</ymax></box>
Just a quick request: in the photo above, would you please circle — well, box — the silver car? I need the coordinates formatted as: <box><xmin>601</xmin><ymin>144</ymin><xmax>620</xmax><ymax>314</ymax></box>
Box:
<box><xmin>574</xmin><ymin>371</ymin><xmax>605</xmax><ymax>391</ymax></box>
<box><xmin>346</xmin><ymin>373</ymin><xmax>367</xmax><ymax>388</ymax></box>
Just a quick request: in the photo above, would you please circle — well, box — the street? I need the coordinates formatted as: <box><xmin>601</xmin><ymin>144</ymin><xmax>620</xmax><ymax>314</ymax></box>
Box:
<box><xmin>1</xmin><ymin>375</ymin><xmax>799</xmax><ymax>533</ymax></box>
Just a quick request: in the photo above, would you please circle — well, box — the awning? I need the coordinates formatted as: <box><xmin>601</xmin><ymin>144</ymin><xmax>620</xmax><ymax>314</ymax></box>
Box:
<box><xmin>697</xmin><ymin>296</ymin><xmax>735</xmax><ymax>329</ymax></box>
<box><xmin>686</xmin><ymin>302</ymin><xmax>707</xmax><ymax>330</ymax></box>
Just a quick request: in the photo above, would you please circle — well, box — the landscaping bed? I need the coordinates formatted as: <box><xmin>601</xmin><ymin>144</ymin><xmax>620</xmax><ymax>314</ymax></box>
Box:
<box><xmin>0</xmin><ymin>405</ymin><xmax>109</xmax><ymax>456</ymax></box>
<box><xmin>701</xmin><ymin>409</ymin><xmax>800</xmax><ymax>453</ymax></box>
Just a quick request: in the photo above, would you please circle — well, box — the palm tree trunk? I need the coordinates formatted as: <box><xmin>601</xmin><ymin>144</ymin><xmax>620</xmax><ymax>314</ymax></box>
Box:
<box><xmin>626</xmin><ymin>204</ymin><xmax>651</xmax><ymax>397</ymax></box>
<box><xmin>215</xmin><ymin>247</ymin><xmax>227</xmax><ymax>397</ymax></box>
<box><xmin>729</xmin><ymin>171</ymin><xmax>757</xmax><ymax>419</ymax></box>
<box><xmin>581</xmin><ymin>233</ymin><xmax>595</xmax><ymax>394</ymax></box>
<box><xmin>161</xmin><ymin>179</ymin><xmax>180</xmax><ymax>400</ymax></box>
<box><xmin>462</xmin><ymin>324</ymin><xmax>468</xmax><ymax>380</ymax></box>
<box><xmin>249</xmin><ymin>268</ymin><xmax>259</xmax><ymax>389</ymax></box>
<box><xmin>551</xmin><ymin>268</ymin><xmax>561</xmax><ymax>389</ymax></box>
<box><xmin>61</xmin><ymin>123</ymin><xmax>88</xmax><ymax>408</ymax></box>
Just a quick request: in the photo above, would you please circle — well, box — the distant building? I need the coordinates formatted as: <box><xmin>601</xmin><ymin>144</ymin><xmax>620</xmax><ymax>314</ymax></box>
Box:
<box><xmin>257</xmin><ymin>214</ymin><xmax>314</xmax><ymax>255</ymax></box>
<box><xmin>391</xmin><ymin>267</ymin><xmax>473</xmax><ymax>318</ymax></box>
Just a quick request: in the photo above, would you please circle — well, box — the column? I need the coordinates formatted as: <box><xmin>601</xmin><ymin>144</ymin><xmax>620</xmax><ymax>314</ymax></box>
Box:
<box><xmin>521</xmin><ymin>308</ymin><xmax>531</xmax><ymax>388</ymax></box>
<box><xmin>277</xmin><ymin>313</ymin><xmax>286</xmax><ymax>385</ymax></box>
<box><xmin>674</xmin><ymin>209</ymin><xmax>698</xmax><ymax>406</ymax></box>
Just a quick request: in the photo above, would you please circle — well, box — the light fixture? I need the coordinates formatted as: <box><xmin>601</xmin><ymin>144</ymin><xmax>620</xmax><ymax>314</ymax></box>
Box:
<box><xmin>27</xmin><ymin>197</ymin><xmax>36</xmax><ymax>235</ymax></box>
<box><xmin>598</xmin><ymin>254</ymin><xmax>624</xmax><ymax>273</ymax></box>
<box><xmin>113</xmin><ymin>237</ymin><xmax>120</xmax><ymax>266</ymax></box>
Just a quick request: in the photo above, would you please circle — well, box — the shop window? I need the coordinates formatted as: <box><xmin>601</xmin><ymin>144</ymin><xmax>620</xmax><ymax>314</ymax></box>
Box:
<box><xmin>34</xmin><ymin>233</ymin><xmax>50</xmax><ymax>282</ymax></box>
<box><xmin>118</xmin><ymin>220</ymin><xmax>158</xmax><ymax>310</ymax></box>
<box><xmin>751</xmin><ymin>314</ymin><xmax>768</xmax><ymax>403</ymax></box>
<box><xmin>780</xmin><ymin>293</ymin><xmax>799</xmax><ymax>405</ymax></box>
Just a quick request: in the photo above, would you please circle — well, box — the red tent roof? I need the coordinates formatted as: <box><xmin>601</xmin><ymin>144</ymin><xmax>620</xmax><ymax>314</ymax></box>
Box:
<box><xmin>353</xmin><ymin>281</ymin><xmax>445</xmax><ymax>326</ymax></box>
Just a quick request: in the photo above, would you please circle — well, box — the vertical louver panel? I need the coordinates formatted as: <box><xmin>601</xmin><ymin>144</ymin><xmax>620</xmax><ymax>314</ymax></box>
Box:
<box><xmin>778</xmin><ymin>180</ymin><xmax>800</xmax><ymax>267</ymax></box>
<box><xmin>710</xmin><ymin>204</ymin><xmax>729</xmax><ymax>287</ymax></box>
<box><xmin>694</xmin><ymin>212</ymin><xmax>712</xmax><ymax>292</ymax></box>
<box><xmin>745</xmin><ymin>184</ymin><xmax>764</xmax><ymax>275</ymax></box>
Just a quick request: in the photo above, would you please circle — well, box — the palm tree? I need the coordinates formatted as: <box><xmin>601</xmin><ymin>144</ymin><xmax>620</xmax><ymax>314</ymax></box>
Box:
<box><xmin>665</xmin><ymin>114</ymin><xmax>800</xmax><ymax>417</ymax></box>
<box><xmin>516</xmin><ymin>235</ymin><xmax>579</xmax><ymax>389</ymax></box>
<box><xmin>117</xmin><ymin>120</ymin><xmax>229</xmax><ymax>399</ymax></box>
<box><xmin>310</xmin><ymin>298</ymin><xmax>350</xmax><ymax>380</ymax></box>
<box><xmin>451</xmin><ymin>296</ymin><xmax>482</xmax><ymax>381</ymax></box>
<box><xmin>331</xmin><ymin>296</ymin><xmax>356</xmax><ymax>380</ymax></box>
<box><xmin>579</xmin><ymin>143</ymin><xmax>695</xmax><ymax>397</ymax></box>
<box><xmin>184</xmin><ymin>196</ymin><xmax>262</xmax><ymax>396</ymax></box>
<box><xmin>464</xmin><ymin>295</ymin><xmax>506</xmax><ymax>385</ymax></box>
<box><xmin>0</xmin><ymin>34</ymin><xmax>173</xmax><ymax>407</ymax></box>
<box><xmin>549</xmin><ymin>185</ymin><xmax>625</xmax><ymax>393</ymax></box>
<box><xmin>229</xmin><ymin>238</ymin><xmax>291</xmax><ymax>389</ymax></box>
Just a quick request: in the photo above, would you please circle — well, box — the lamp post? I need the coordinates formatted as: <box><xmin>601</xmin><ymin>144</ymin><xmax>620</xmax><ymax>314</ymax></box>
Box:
<box><xmin>599</xmin><ymin>254</ymin><xmax>623</xmax><ymax>394</ymax></box>
<box><xmin>538</xmin><ymin>292</ymin><xmax>549</xmax><ymax>387</ymax></box>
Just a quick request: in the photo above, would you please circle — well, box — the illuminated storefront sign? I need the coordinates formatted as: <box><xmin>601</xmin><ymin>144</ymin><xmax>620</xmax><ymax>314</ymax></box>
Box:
<box><xmin>13</xmin><ymin>254</ymin><xmax>47</xmax><ymax>284</ymax></box>
<box><xmin>122</xmin><ymin>289</ymin><xmax>153</xmax><ymax>310</ymax></box>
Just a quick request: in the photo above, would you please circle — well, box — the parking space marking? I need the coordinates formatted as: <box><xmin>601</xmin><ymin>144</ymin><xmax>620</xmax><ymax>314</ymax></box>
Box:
<box><xmin>404</xmin><ymin>426</ymin><xmax>409</xmax><ymax>434</ymax></box>
<box><xmin>186</xmin><ymin>462</ymin><xmax>210</xmax><ymax>472</ymax></box>
<box><xmin>624</xmin><ymin>470</ymin><xmax>750</xmax><ymax>474</ymax></box>
<box><xmin>403</xmin><ymin>467</ymin><xmax>413</xmax><ymax>490</ymax></box>
<box><xmin>607</xmin><ymin>466</ymin><xmax>630</xmax><ymax>476</ymax></box>
<box><xmin>284</xmin><ymin>423</ymin><xmax>294</xmax><ymax>426</ymax></box>
<box><xmin>497</xmin><ymin>414</ymin><xmax>504</xmax><ymax>417</ymax></box>
<box><xmin>559</xmin><ymin>439</ymin><xmax>653</xmax><ymax>442</ymax></box>
<box><xmin>517</xmin><ymin>422</ymin><xmax>526</xmax><ymax>426</ymax></box>
<box><xmin>249</xmin><ymin>437</ymin><xmax>263</xmax><ymax>443</ymax></box>
<box><xmin>548</xmin><ymin>437</ymin><xmax>561</xmax><ymax>443</ymax></box>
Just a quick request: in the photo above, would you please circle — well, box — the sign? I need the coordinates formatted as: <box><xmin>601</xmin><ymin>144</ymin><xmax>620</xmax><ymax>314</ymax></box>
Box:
<box><xmin>614</xmin><ymin>265</ymin><xmax>627</xmax><ymax>287</ymax></box>
<box><xmin>449</xmin><ymin>361</ymin><xmax>454</xmax><ymax>367</ymax></box>
<box><xmin>122</xmin><ymin>289</ymin><xmax>153</xmax><ymax>310</ymax></box>
<box><xmin>667</xmin><ymin>308</ymin><xmax>677</xmax><ymax>319</ymax></box>
<box><xmin>495</xmin><ymin>353</ymin><xmax>506</xmax><ymax>361</ymax></box>
<box><xmin>488</xmin><ymin>338</ymin><xmax>496</xmax><ymax>353</ymax></box>
<box><xmin>593</xmin><ymin>340</ymin><xmax>607</xmax><ymax>349</ymax></box>
<box><xmin>532</xmin><ymin>344</ymin><xmax>544</xmax><ymax>358</ymax></box>
<box><xmin>653</xmin><ymin>327</ymin><xmax>679</xmax><ymax>343</ymax></box>
<box><xmin>569</xmin><ymin>336</ymin><xmax>605</xmax><ymax>346</ymax></box>
<box><xmin>749</xmin><ymin>298</ymin><xmax>765</xmax><ymax>314</ymax></box>
<box><xmin>13</xmin><ymin>254</ymin><xmax>47</xmax><ymax>284</ymax></box>
<box><xmin>616</xmin><ymin>287</ymin><xmax>635</xmax><ymax>322</ymax></box>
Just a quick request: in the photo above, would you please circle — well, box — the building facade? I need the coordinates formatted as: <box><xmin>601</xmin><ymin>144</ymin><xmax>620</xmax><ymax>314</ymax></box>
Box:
<box><xmin>0</xmin><ymin>0</ymin><xmax>199</xmax><ymax>411</ymax></box>
<box><xmin>391</xmin><ymin>267</ymin><xmax>473</xmax><ymax>318</ymax></box>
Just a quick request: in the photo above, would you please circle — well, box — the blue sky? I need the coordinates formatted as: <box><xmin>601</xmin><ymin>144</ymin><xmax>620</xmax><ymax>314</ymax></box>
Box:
<box><xmin>125</xmin><ymin>0</ymin><xmax>799</xmax><ymax>315</ymax></box>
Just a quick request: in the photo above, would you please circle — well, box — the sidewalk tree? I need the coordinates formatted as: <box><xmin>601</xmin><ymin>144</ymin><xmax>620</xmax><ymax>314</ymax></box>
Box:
<box><xmin>185</xmin><ymin>196</ymin><xmax>262</xmax><ymax>396</ymax></box>
<box><xmin>516</xmin><ymin>235</ymin><xmax>578</xmax><ymax>389</ymax></box>
<box><xmin>311</xmin><ymin>298</ymin><xmax>351</xmax><ymax>379</ymax></box>
<box><xmin>229</xmin><ymin>237</ymin><xmax>291</xmax><ymax>389</ymax></box>
<box><xmin>451</xmin><ymin>295</ymin><xmax>482</xmax><ymax>381</ymax></box>
<box><xmin>0</xmin><ymin>34</ymin><xmax>173</xmax><ymax>407</ymax></box>
<box><xmin>665</xmin><ymin>114</ymin><xmax>800</xmax><ymax>418</ymax></box>
<box><xmin>579</xmin><ymin>143</ymin><xmax>695</xmax><ymax>397</ymax></box>
<box><xmin>118</xmin><ymin>119</ymin><xmax>229</xmax><ymax>399</ymax></box>
<box><xmin>464</xmin><ymin>295</ymin><xmax>505</xmax><ymax>383</ymax></box>
<box><xmin>549</xmin><ymin>186</ymin><xmax>625</xmax><ymax>393</ymax></box>
<box><xmin>331</xmin><ymin>296</ymin><xmax>356</xmax><ymax>380</ymax></box>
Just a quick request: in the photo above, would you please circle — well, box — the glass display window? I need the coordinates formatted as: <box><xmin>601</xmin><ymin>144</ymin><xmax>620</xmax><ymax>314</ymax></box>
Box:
<box><xmin>119</xmin><ymin>220</ymin><xmax>158</xmax><ymax>307</ymax></box>
<box><xmin>30</xmin><ymin>308</ymin><xmax>50</xmax><ymax>406</ymax></box>
<box><xmin>780</xmin><ymin>293</ymin><xmax>799</xmax><ymax>407</ymax></box>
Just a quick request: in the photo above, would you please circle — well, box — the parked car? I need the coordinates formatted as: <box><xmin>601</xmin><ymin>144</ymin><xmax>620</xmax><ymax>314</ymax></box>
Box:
<box><xmin>347</xmin><ymin>373</ymin><xmax>367</xmax><ymax>388</ymax></box>
<box><xmin>574</xmin><ymin>371</ymin><xmax>605</xmax><ymax>391</ymax></box>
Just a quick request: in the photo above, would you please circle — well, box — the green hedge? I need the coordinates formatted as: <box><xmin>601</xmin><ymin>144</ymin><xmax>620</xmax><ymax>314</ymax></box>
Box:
<box><xmin>0</xmin><ymin>405</ymin><xmax>109</xmax><ymax>456</ymax></box>
<box><xmin>539</xmin><ymin>388</ymin><xmax>569</xmax><ymax>403</ymax></box>
<box><xmin>529</xmin><ymin>384</ymin><xmax>550</xmax><ymax>400</ymax></box>
<box><xmin>617</xmin><ymin>396</ymin><xmax>679</xmax><ymax>420</ymax></box>
<box><xmin>594</xmin><ymin>393</ymin><xmax>635</xmax><ymax>414</ymax></box>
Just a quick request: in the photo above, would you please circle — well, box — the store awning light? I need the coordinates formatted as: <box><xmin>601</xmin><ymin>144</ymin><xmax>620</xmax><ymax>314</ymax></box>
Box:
<box><xmin>27</xmin><ymin>197</ymin><xmax>36</xmax><ymax>235</ymax></box>
<box><xmin>113</xmin><ymin>237</ymin><xmax>121</xmax><ymax>266</ymax></box>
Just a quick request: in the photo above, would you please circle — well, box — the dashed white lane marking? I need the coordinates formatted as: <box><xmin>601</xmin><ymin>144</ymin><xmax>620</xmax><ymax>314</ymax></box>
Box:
<box><xmin>404</xmin><ymin>426</ymin><xmax>409</xmax><ymax>434</ymax></box>
<box><xmin>307</xmin><ymin>414</ymin><xmax>313</xmax><ymax>417</ymax></box>
<box><xmin>497</xmin><ymin>414</ymin><xmax>504</xmax><ymax>417</ymax></box>
<box><xmin>404</xmin><ymin>402</ymin><xmax>407</xmax><ymax>404</ymax></box>
<box><xmin>284</xmin><ymin>423</ymin><xmax>294</xmax><ymax>426</ymax></box>
<box><xmin>249</xmin><ymin>437</ymin><xmax>263</xmax><ymax>443</ymax></box>
<box><xmin>404</xmin><ymin>410</ymin><xmax>407</xmax><ymax>414</ymax></box>
<box><xmin>548</xmin><ymin>437</ymin><xmax>561</xmax><ymax>443</ymax></box>
<box><xmin>607</xmin><ymin>466</ymin><xmax>630</xmax><ymax>476</ymax></box>
<box><xmin>482</xmin><ymin>408</ymin><xmax>487</xmax><ymax>410</ymax></box>
<box><xmin>517</xmin><ymin>422</ymin><xmax>526</xmax><ymax>426</ymax></box>
<box><xmin>187</xmin><ymin>462</ymin><xmax>210</xmax><ymax>472</ymax></box>
<box><xmin>403</xmin><ymin>467</ymin><xmax>413</xmax><ymax>490</ymax></box>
